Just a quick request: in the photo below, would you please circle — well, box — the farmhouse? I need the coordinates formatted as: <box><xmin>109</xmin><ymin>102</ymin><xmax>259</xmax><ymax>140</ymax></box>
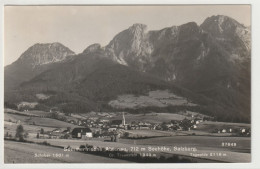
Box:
<box><xmin>108</xmin><ymin>128</ymin><xmax>117</xmax><ymax>132</ymax></box>
<box><xmin>221</xmin><ymin>129</ymin><xmax>227</xmax><ymax>133</ymax></box>
<box><xmin>68</xmin><ymin>120</ymin><xmax>76</xmax><ymax>124</ymax></box>
<box><xmin>62</xmin><ymin>129</ymin><xmax>70</xmax><ymax>134</ymax></box>
<box><xmin>100</xmin><ymin>119</ymin><xmax>110</xmax><ymax>123</ymax></box>
<box><xmin>192</xmin><ymin>125</ymin><xmax>197</xmax><ymax>129</ymax></box>
<box><xmin>72</xmin><ymin>127</ymin><xmax>93</xmax><ymax>138</ymax></box>
<box><xmin>52</xmin><ymin>128</ymin><xmax>62</xmax><ymax>133</ymax></box>
<box><xmin>49</xmin><ymin>132</ymin><xmax>63</xmax><ymax>139</ymax></box>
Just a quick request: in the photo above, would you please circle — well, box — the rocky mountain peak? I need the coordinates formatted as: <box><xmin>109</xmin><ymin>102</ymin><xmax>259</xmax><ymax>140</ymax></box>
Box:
<box><xmin>105</xmin><ymin>23</ymin><xmax>152</xmax><ymax>67</ymax></box>
<box><xmin>200</xmin><ymin>15</ymin><xmax>245</xmax><ymax>35</ymax></box>
<box><xmin>201</xmin><ymin>15</ymin><xmax>251</xmax><ymax>56</ymax></box>
<box><xmin>129</xmin><ymin>23</ymin><xmax>148</xmax><ymax>34</ymax></box>
<box><xmin>83</xmin><ymin>43</ymin><xmax>102</xmax><ymax>54</ymax></box>
<box><xmin>179</xmin><ymin>22</ymin><xmax>198</xmax><ymax>29</ymax></box>
<box><xmin>178</xmin><ymin>22</ymin><xmax>200</xmax><ymax>38</ymax></box>
<box><xmin>17</xmin><ymin>42</ymin><xmax>75</xmax><ymax>67</ymax></box>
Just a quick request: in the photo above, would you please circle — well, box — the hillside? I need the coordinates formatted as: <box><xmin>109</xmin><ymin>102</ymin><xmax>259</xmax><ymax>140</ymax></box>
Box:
<box><xmin>4</xmin><ymin>42</ymin><xmax>75</xmax><ymax>91</ymax></box>
<box><xmin>6</xmin><ymin>49</ymin><xmax>204</xmax><ymax>113</ymax></box>
<box><xmin>103</xmin><ymin>15</ymin><xmax>251</xmax><ymax>122</ymax></box>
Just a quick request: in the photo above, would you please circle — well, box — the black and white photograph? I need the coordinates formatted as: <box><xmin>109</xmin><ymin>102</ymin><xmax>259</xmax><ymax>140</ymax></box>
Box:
<box><xmin>1</xmin><ymin>3</ymin><xmax>257</xmax><ymax>167</ymax></box>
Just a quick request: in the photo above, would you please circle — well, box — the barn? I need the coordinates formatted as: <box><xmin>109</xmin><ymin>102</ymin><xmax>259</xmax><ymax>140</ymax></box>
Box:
<box><xmin>71</xmin><ymin>127</ymin><xmax>92</xmax><ymax>138</ymax></box>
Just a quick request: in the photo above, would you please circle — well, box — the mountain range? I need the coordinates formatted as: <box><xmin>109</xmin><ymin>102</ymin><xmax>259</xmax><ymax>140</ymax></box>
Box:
<box><xmin>4</xmin><ymin>15</ymin><xmax>251</xmax><ymax>123</ymax></box>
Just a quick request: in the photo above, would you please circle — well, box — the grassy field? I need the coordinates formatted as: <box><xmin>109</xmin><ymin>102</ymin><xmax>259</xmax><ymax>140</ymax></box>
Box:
<box><xmin>131</xmin><ymin>136</ymin><xmax>250</xmax><ymax>152</ymax></box>
<box><xmin>196</xmin><ymin>121</ymin><xmax>251</xmax><ymax>132</ymax></box>
<box><xmin>12</xmin><ymin>110</ymin><xmax>52</xmax><ymax>117</ymax></box>
<box><xmin>126</xmin><ymin>129</ymin><xmax>233</xmax><ymax>137</ymax></box>
<box><xmin>4</xmin><ymin>108</ymin><xmax>251</xmax><ymax>163</ymax></box>
<box><xmin>109</xmin><ymin>90</ymin><xmax>196</xmax><ymax>109</ymax></box>
<box><xmin>126</xmin><ymin>129</ymin><xmax>176</xmax><ymax>137</ymax></box>
<box><xmin>28</xmin><ymin>134</ymin><xmax>250</xmax><ymax>153</ymax></box>
<box><xmin>5</xmin><ymin>113</ymin><xmax>29</xmax><ymax>123</ymax></box>
<box><xmin>4</xmin><ymin>140</ymin><xmax>129</xmax><ymax>163</ymax></box>
<box><xmin>4</xmin><ymin>113</ymin><xmax>78</xmax><ymax>128</ymax></box>
<box><xmin>4</xmin><ymin>112</ymin><xmax>79</xmax><ymax>139</ymax></box>
<box><xmin>5</xmin><ymin>121</ymin><xmax>54</xmax><ymax>136</ymax></box>
<box><xmin>28</xmin><ymin>135</ymin><xmax>250</xmax><ymax>163</ymax></box>
<box><xmin>111</xmin><ymin>112</ymin><xmax>190</xmax><ymax>124</ymax></box>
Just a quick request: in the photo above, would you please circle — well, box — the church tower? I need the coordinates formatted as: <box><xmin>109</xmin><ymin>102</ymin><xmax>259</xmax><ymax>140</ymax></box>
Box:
<box><xmin>122</xmin><ymin>112</ymin><xmax>126</xmax><ymax>126</ymax></box>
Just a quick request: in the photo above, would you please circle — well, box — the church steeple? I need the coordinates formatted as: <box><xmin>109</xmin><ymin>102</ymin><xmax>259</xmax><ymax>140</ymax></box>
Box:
<box><xmin>122</xmin><ymin>112</ymin><xmax>126</xmax><ymax>126</ymax></box>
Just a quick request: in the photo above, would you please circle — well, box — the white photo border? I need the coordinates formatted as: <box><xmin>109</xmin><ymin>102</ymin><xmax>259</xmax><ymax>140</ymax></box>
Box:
<box><xmin>1</xmin><ymin>0</ymin><xmax>259</xmax><ymax>169</ymax></box>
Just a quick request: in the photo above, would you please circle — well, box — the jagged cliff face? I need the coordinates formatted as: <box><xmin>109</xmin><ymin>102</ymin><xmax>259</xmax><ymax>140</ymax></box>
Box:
<box><xmin>104</xmin><ymin>22</ymin><xmax>208</xmax><ymax>81</ymax></box>
<box><xmin>101</xmin><ymin>15</ymin><xmax>251</xmax><ymax>122</ymax></box>
<box><xmin>146</xmin><ymin>22</ymin><xmax>205</xmax><ymax>81</ymax></box>
<box><xmin>105</xmin><ymin>24</ymin><xmax>153</xmax><ymax>70</ymax></box>
<box><xmin>104</xmin><ymin>15</ymin><xmax>250</xmax><ymax>83</ymax></box>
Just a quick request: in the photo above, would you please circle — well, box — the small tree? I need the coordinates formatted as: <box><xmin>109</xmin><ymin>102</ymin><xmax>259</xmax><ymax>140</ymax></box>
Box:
<box><xmin>36</xmin><ymin>133</ymin><xmax>40</xmax><ymax>139</ymax></box>
<box><xmin>15</xmin><ymin>125</ymin><xmax>25</xmax><ymax>141</ymax></box>
<box><xmin>161</xmin><ymin>122</ymin><xmax>168</xmax><ymax>131</ymax></box>
<box><xmin>79</xmin><ymin>145</ymin><xmax>86</xmax><ymax>149</ymax></box>
<box><xmin>40</xmin><ymin>128</ymin><xmax>44</xmax><ymax>134</ymax></box>
<box><xmin>123</xmin><ymin>132</ymin><xmax>130</xmax><ymax>138</ymax></box>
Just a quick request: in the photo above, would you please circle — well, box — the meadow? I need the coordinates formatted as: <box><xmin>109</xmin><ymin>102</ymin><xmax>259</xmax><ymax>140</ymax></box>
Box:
<box><xmin>27</xmin><ymin>135</ymin><xmax>250</xmax><ymax>163</ymax></box>
<box><xmin>4</xmin><ymin>109</ymin><xmax>251</xmax><ymax>163</ymax></box>
<box><xmin>109</xmin><ymin>90</ymin><xmax>196</xmax><ymax>109</ymax></box>
<box><xmin>5</xmin><ymin>113</ymin><xmax>77</xmax><ymax>128</ymax></box>
<box><xmin>4</xmin><ymin>140</ymin><xmax>128</xmax><ymax>163</ymax></box>
<box><xmin>111</xmin><ymin>112</ymin><xmax>191</xmax><ymax>123</ymax></box>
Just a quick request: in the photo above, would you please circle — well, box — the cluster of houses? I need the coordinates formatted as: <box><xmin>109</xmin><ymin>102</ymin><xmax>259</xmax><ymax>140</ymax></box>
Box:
<box><xmin>66</xmin><ymin>113</ymin><xmax>203</xmax><ymax>132</ymax></box>
<box><xmin>36</xmin><ymin>111</ymin><xmax>251</xmax><ymax>140</ymax></box>
<box><xmin>212</xmin><ymin>127</ymin><xmax>251</xmax><ymax>136</ymax></box>
<box><xmin>38</xmin><ymin>127</ymin><xmax>93</xmax><ymax>139</ymax></box>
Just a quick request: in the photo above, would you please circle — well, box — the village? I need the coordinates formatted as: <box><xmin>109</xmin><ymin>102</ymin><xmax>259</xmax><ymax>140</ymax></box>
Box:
<box><xmin>4</xmin><ymin>107</ymin><xmax>252</xmax><ymax>163</ymax></box>
<box><xmin>5</xmin><ymin>107</ymin><xmax>250</xmax><ymax>142</ymax></box>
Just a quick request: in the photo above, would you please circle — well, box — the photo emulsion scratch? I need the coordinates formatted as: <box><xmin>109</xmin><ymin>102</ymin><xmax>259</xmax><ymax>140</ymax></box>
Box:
<box><xmin>4</xmin><ymin>5</ymin><xmax>251</xmax><ymax>163</ymax></box>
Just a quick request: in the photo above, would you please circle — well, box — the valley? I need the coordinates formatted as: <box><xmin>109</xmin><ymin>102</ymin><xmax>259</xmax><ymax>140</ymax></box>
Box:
<box><xmin>4</xmin><ymin>13</ymin><xmax>251</xmax><ymax>163</ymax></box>
<box><xmin>4</xmin><ymin>108</ymin><xmax>251</xmax><ymax>163</ymax></box>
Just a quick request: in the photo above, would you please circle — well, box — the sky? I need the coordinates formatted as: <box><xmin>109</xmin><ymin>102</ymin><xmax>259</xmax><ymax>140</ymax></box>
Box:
<box><xmin>4</xmin><ymin>5</ymin><xmax>251</xmax><ymax>66</ymax></box>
